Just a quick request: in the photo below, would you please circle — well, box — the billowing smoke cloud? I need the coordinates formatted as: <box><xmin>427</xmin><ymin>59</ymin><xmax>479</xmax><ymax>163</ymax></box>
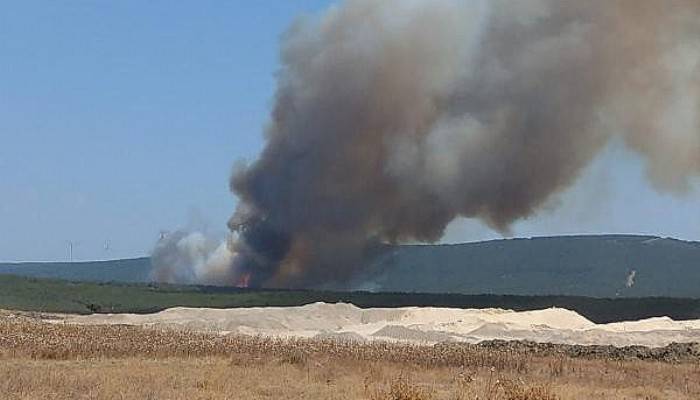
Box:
<box><xmin>156</xmin><ymin>0</ymin><xmax>700</xmax><ymax>288</ymax></box>
<box><xmin>151</xmin><ymin>231</ymin><xmax>240</xmax><ymax>285</ymax></box>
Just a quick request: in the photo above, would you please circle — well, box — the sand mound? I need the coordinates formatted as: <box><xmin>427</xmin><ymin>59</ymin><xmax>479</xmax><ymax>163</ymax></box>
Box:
<box><xmin>60</xmin><ymin>303</ymin><xmax>700</xmax><ymax>347</ymax></box>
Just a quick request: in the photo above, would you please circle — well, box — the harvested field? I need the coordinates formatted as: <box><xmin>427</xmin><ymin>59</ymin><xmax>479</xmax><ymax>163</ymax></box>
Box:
<box><xmin>1</xmin><ymin>310</ymin><xmax>699</xmax><ymax>399</ymax></box>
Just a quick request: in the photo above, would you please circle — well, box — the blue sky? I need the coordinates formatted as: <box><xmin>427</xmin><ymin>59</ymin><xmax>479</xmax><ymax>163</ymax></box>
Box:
<box><xmin>1</xmin><ymin>1</ymin><xmax>698</xmax><ymax>262</ymax></box>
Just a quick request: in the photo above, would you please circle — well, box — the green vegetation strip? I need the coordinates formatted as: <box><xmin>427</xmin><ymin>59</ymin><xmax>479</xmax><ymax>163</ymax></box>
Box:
<box><xmin>1</xmin><ymin>274</ymin><xmax>699</xmax><ymax>324</ymax></box>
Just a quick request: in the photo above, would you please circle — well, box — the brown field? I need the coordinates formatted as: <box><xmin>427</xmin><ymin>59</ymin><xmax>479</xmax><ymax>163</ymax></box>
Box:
<box><xmin>1</xmin><ymin>313</ymin><xmax>699</xmax><ymax>400</ymax></box>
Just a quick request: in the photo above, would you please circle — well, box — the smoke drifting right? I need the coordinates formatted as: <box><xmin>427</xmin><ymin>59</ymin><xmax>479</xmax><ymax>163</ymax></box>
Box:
<box><xmin>153</xmin><ymin>0</ymin><xmax>700</xmax><ymax>289</ymax></box>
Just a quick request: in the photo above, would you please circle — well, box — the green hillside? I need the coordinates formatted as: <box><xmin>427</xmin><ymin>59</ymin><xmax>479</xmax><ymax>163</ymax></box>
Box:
<box><xmin>1</xmin><ymin>274</ymin><xmax>700</xmax><ymax>324</ymax></box>
<box><xmin>362</xmin><ymin>235</ymin><xmax>700</xmax><ymax>298</ymax></box>
<box><xmin>0</xmin><ymin>258</ymin><xmax>151</xmax><ymax>283</ymax></box>
<box><xmin>2</xmin><ymin>235</ymin><xmax>699</xmax><ymax>298</ymax></box>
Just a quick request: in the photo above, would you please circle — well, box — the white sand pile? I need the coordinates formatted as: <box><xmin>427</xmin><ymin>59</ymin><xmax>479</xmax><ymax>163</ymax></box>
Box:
<box><xmin>60</xmin><ymin>303</ymin><xmax>700</xmax><ymax>347</ymax></box>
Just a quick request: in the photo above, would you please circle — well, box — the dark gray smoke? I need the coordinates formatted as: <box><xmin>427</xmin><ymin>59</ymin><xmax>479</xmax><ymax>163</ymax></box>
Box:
<box><xmin>155</xmin><ymin>0</ymin><xmax>700</xmax><ymax>287</ymax></box>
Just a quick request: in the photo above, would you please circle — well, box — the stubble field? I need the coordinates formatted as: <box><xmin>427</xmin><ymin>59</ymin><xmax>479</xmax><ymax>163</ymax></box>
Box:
<box><xmin>1</xmin><ymin>311</ymin><xmax>699</xmax><ymax>400</ymax></box>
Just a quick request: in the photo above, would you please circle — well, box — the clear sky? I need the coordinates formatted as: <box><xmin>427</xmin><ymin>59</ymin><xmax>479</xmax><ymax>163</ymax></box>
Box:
<box><xmin>1</xmin><ymin>1</ymin><xmax>699</xmax><ymax>262</ymax></box>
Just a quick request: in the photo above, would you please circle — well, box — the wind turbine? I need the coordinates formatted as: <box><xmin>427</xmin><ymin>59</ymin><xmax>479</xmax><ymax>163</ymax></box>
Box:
<box><xmin>66</xmin><ymin>240</ymin><xmax>80</xmax><ymax>262</ymax></box>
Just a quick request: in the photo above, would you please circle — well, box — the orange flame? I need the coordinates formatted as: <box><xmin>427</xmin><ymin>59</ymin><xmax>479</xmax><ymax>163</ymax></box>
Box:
<box><xmin>235</xmin><ymin>272</ymin><xmax>251</xmax><ymax>288</ymax></box>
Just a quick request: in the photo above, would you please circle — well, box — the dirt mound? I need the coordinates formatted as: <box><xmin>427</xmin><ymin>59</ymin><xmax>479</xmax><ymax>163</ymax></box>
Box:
<box><xmin>59</xmin><ymin>302</ymin><xmax>700</xmax><ymax>347</ymax></box>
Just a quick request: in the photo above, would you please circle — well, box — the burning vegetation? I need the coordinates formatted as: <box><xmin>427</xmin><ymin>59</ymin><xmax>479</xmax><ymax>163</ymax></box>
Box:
<box><xmin>152</xmin><ymin>0</ymin><xmax>700</xmax><ymax>288</ymax></box>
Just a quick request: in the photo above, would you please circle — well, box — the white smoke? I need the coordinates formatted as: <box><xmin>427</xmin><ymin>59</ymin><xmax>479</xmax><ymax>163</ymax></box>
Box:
<box><xmin>626</xmin><ymin>269</ymin><xmax>637</xmax><ymax>289</ymax></box>
<box><xmin>151</xmin><ymin>231</ymin><xmax>240</xmax><ymax>285</ymax></box>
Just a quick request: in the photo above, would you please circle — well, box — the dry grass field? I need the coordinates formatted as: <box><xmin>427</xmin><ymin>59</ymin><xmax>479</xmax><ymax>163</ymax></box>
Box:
<box><xmin>1</xmin><ymin>312</ymin><xmax>699</xmax><ymax>399</ymax></box>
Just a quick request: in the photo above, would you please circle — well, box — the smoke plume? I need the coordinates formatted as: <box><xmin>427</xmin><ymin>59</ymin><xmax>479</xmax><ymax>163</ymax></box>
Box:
<box><xmin>151</xmin><ymin>231</ymin><xmax>239</xmax><ymax>285</ymax></box>
<box><xmin>156</xmin><ymin>0</ymin><xmax>700</xmax><ymax>288</ymax></box>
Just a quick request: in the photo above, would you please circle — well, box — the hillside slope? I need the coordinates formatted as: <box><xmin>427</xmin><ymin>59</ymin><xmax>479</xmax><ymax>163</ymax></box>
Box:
<box><xmin>0</xmin><ymin>258</ymin><xmax>151</xmax><ymax>283</ymax></box>
<box><xmin>360</xmin><ymin>235</ymin><xmax>700</xmax><ymax>297</ymax></box>
<box><xmin>2</xmin><ymin>235</ymin><xmax>699</xmax><ymax>297</ymax></box>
